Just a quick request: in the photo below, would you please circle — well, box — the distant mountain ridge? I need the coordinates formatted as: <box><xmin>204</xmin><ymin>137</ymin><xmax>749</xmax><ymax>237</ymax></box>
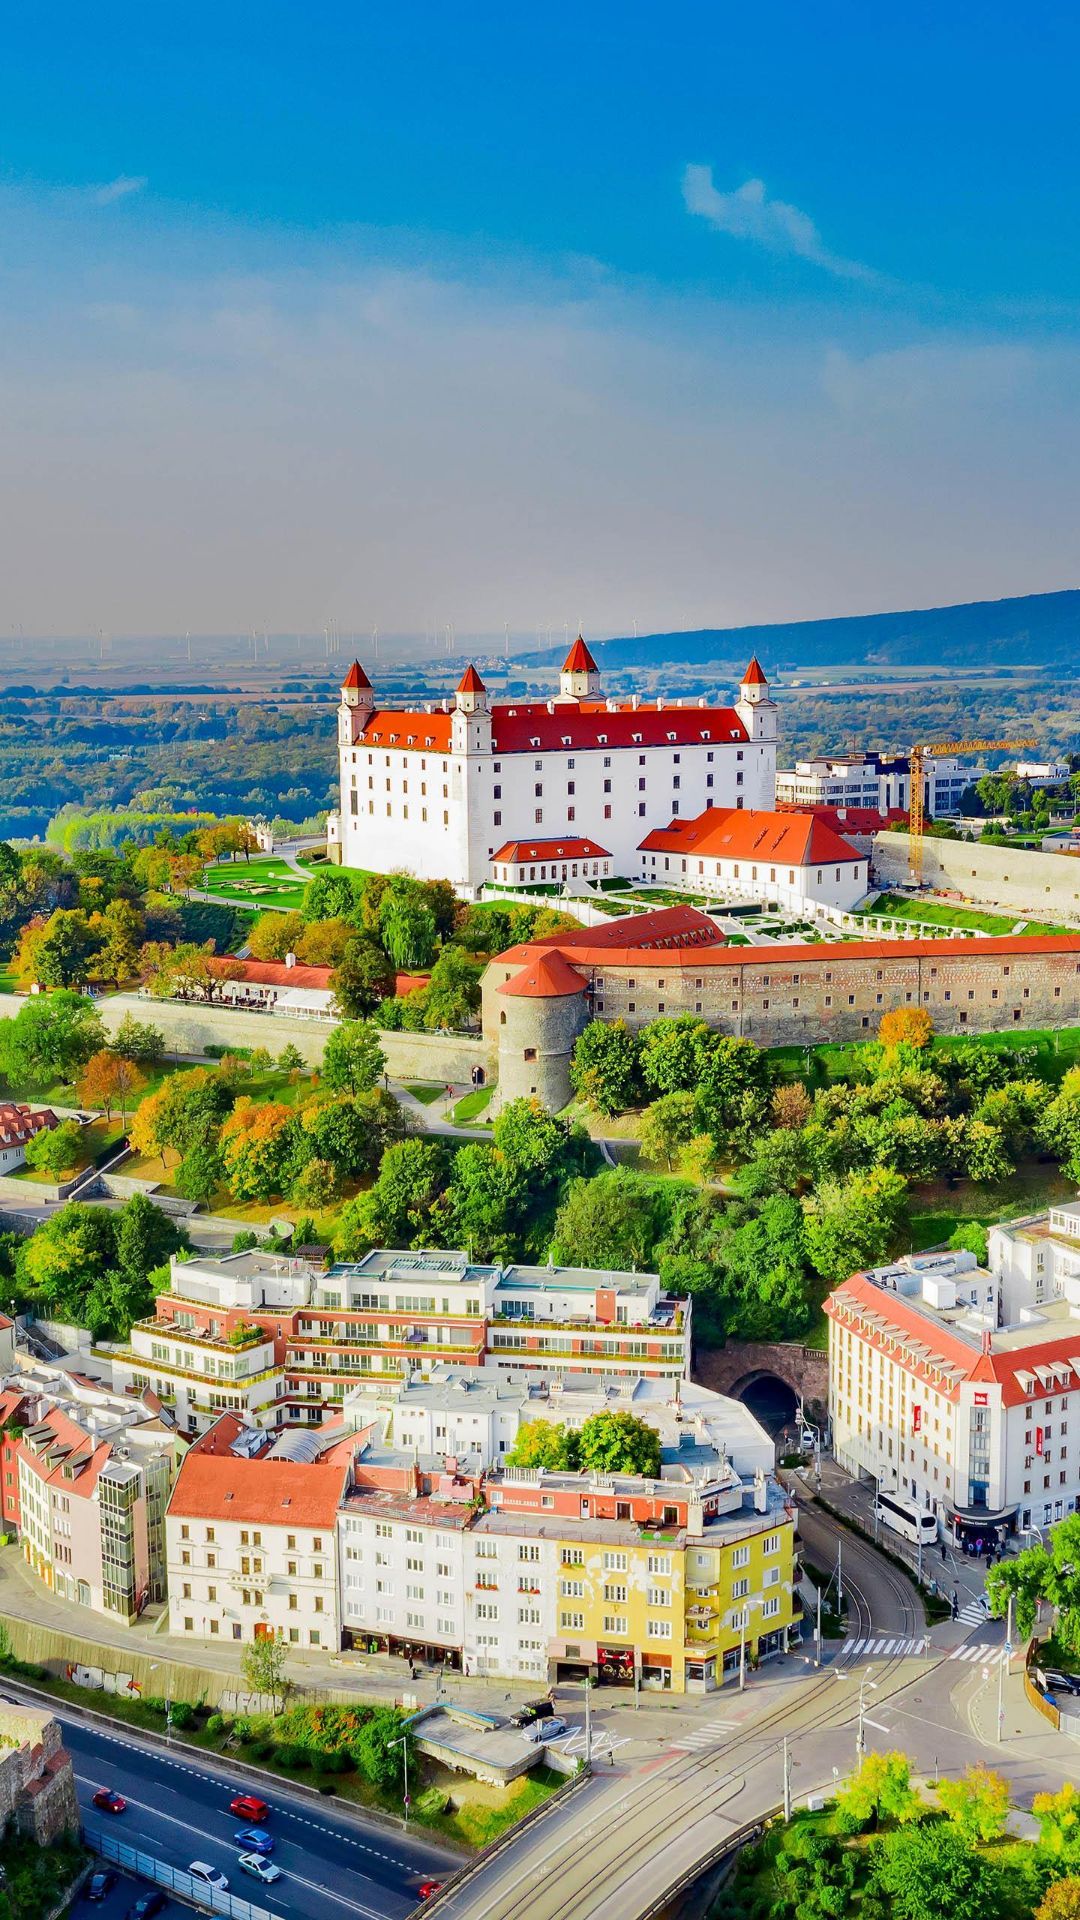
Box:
<box><xmin>519</xmin><ymin>589</ymin><xmax>1080</xmax><ymax>672</ymax></box>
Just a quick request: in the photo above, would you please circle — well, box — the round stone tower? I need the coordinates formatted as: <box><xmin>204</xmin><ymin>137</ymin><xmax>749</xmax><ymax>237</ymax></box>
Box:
<box><xmin>494</xmin><ymin>950</ymin><xmax>589</xmax><ymax>1112</ymax></box>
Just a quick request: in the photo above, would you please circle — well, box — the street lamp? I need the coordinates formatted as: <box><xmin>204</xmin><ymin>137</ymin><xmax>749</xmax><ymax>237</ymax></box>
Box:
<box><xmin>390</xmin><ymin>1735</ymin><xmax>410</xmax><ymax>1821</ymax></box>
<box><xmin>148</xmin><ymin>1662</ymin><xmax>172</xmax><ymax>1744</ymax></box>
<box><xmin>835</xmin><ymin>1667</ymin><xmax>882</xmax><ymax>1760</ymax></box>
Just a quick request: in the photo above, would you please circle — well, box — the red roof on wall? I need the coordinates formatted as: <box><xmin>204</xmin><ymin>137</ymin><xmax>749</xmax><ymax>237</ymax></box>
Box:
<box><xmin>638</xmin><ymin>806</ymin><xmax>863</xmax><ymax>867</ymax></box>
<box><xmin>562</xmin><ymin>636</ymin><xmax>599</xmax><ymax>674</ymax></box>
<box><xmin>210</xmin><ymin>956</ymin><xmax>333</xmax><ymax>991</ymax></box>
<box><xmin>491</xmin><ymin>837</ymin><xmax>611</xmax><ymax>864</ymax></box>
<box><xmin>357</xmin><ymin>699</ymin><xmax>747</xmax><ymax>756</ymax></box>
<box><xmin>499</xmin><ymin>950</ymin><xmax>589</xmax><ymax>1000</ymax></box>
<box><xmin>497</xmin><ymin>927</ymin><xmax>1080</xmax><ymax>979</ymax></box>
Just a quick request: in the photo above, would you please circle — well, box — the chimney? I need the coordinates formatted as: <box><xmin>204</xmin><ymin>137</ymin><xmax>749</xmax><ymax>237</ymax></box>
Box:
<box><xmin>284</xmin><ymin>952</ymin><xmax>297</xmax><ymax>969</ymax></box>
<box><xmin>656</xmin><ymin>697</ymin><xmax>665</xmax><ymax>711</ymax></box>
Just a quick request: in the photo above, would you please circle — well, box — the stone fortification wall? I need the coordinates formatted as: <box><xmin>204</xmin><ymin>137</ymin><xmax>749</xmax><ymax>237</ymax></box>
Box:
<box><xmin>0</xmin><ymin>992</ymin><xmax>493</xmax><ymax>1084</ymax></box>
<box><xmin>592</xmin><ymin>941</ymin><xmax>1080</xmax><ymax>1047</ymax></box>
<box><xmin>873</xmin><ymin>832</ymin><xmax>1080</xmax><ymax>922</ymax></box>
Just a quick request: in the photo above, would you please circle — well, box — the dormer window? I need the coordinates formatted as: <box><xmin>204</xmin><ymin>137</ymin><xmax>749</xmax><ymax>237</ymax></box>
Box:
<box><xmin>701</xmin><ymin>731</ymin><xmax>711</xmax><ymax>741</ymax></box>
<box><xmin>531</xmin><ymin>737</ymin><xmax>541</xmax><ymax>747</ymax></box>
<box><xmin>562</xmin><ymin>736</ymin><xmax>571</xmax><ymax>746</ymax></box>
<box><xmin>598</xmin><ymin>734</ymin><xmax>607</xmax><ymax>745</ymax></box>
<box><xmin>667</xmin><ymin>731</ymin><xmax>676</xmax><ymax>742</ymax></box>
<box><xmin>633</xmin><ymin>732</ymin><xmax>642</xmax><ymax>744</ymax></box>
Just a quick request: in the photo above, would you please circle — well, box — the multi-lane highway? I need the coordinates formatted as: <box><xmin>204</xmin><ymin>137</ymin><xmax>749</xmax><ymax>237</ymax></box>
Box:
<box><xmin>54</xmin><ymin>1704</ymin><xmax>458</xmax><ymax>1920</ymax></box>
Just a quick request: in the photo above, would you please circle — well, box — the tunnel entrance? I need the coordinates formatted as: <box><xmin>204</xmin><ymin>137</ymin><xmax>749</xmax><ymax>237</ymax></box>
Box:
<box><xmin>730</xmin><ymin>1372</ymin><xmax>800</xmax><ymax>1437</ymax></box>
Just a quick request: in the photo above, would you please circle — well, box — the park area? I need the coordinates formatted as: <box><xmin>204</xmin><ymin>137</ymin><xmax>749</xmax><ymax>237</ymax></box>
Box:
<box><xmin>202</xmin><ymin>853</ymin><xmax>371</xmax><ymax>912</ymax></box>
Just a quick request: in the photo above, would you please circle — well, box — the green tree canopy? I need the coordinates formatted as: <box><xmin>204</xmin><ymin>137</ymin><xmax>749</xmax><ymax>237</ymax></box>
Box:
<box><xmin>321</xmin><ymin>1020</ymin><xmax>386</xmax><ymax>1096</ymax></box>
<box><xmin>802</xmin><ymin>1167</ymin><xmax>908</xmax><ymax>1284</ymax></box>
<box><xmin>872</xmin><ymin>1821</ymin><xmax>1003</xmax><ymax>1920</ymax></box>
<box><xmin>0</xmin><ymin>991</ymin><xmax>105</xmax><ymax>1091</ymax></box>
<box><xmin>568</xmin><ymin>1020</ymin><xmax>641</xmax><ymax>1116</ymax></box>
<box><xmin>577</xmin><ymin>1410</ymin><xmax>661</xmax><ymax>1478</ymax></box>
<box><xmin>331</xmin><ymin>940</ymin><xmax>395</xmax><ymax>1019</ymax></box>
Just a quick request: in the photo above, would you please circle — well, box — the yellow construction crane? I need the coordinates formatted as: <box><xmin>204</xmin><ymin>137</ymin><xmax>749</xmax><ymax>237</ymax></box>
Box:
<box><xmin>908</xmin><ymin>737</ymin><xmax>1037</xmax><ymax>884</ymax></box>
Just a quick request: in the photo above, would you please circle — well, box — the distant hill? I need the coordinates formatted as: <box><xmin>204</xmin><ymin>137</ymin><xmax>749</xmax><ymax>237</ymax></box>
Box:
<box><xmin>518</xmin><ymin>589</ymin><xmax>1080</xmax><ymax>673</ymax></box>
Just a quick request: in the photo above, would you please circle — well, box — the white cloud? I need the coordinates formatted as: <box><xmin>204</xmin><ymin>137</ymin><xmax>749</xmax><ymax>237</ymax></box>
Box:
<box><xmin>683</xmin><ymin>165</ymin><xmax>876</xmax><ymax>282</ymax></box>
<box><xmin>822</xmin><ymin>342</ymin><xmax>1034</xmax><ymax>416</ymax></box>
<box><xmin>90</xmin><ymin>175</ymin><xmax>147</xmax><ymax>206</ymax></box>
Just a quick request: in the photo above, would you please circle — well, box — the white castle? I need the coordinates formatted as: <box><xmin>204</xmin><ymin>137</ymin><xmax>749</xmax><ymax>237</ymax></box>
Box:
<box><xmin>329</xmin><ymin>638</ymin><xmax>778</xmax><ymax>897</ymax></box>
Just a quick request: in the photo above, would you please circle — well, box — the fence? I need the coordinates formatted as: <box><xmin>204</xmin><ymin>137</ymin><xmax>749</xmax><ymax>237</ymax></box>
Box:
<box><xmin>86</xmin><ymin>1829</ymin><xmax>276</xmax><ymax>1920</ymax></box>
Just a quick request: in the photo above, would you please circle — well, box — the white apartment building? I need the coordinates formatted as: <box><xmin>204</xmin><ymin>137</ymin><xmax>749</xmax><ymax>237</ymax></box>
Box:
<box><xmin>827</xmin><ymin>1221</ymin><xmax>1080</xmax><ymax>1545</ymax></box>
<box><xmin>339</xmin><ymin>1485</ymin><xmax>473</xmax><ymax>1663</ymax></box>
<box><xmin>166</xmin><ymin>1415</ymin><xmax>356</xmax><ymax>1648</ymax></box>
<box><xmin>109</xmin><ymin>1317</ymin><xmax>283</xmax><ymax>1434</ymax></box>
<box><xmin>776</xmin><ymin>752</ymin><xmax>981</xmax><ymax>819</ymax></box>
<box><xmin>330</xmin><ymin>645</ymin><xmax>778</xmax><ymax>895</ymax></box>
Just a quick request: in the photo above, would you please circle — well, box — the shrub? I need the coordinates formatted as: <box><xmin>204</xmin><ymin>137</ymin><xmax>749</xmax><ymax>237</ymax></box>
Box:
<box><xmin>168</xmin><ymin>1700</ymin><xmax>197</xmax><ymax>1730</ymax></box>
<box><xmin>205</xmin><ymin>1713</ymin><xmax>230</xmax><ymax>1737</ymax></box>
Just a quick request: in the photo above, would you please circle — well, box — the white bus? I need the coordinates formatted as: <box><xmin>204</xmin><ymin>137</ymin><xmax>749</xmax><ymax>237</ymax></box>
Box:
<box><xmin>874</xmin><ymin>1491</ymin><xmax>938</xmax><ymax>1546</ymax></box>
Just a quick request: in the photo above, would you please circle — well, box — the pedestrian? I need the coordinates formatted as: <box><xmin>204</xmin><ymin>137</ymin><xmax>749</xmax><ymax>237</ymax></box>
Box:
<box><xmin>939</xmin><ymin>1540</ymin><xmax>947</xmax><ymax>1562</ymax></box>
<box><xmin>608</xmin><ymin>1750</ymin><xmax>614</xmax><ymax>1767</ymax></box>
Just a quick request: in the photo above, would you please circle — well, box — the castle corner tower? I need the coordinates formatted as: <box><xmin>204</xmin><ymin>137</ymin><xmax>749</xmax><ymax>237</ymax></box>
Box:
<box><xmin>558</xmin><ymin>635</ymin><xmax>602</xmax><ymax>702</ymax></box>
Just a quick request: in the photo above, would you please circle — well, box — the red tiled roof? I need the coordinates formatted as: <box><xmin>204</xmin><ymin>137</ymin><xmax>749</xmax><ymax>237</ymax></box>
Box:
<box><xmin>530</xmin><ymin>904</ymin><xmax>722</xmax><ymax>951</ymax></box>
<box><xmin>0</xmin><ymin>1104</ymin><xmax>57</xmax><ymax>1150</ymax></box>
<box><xmin>491</xmin><ymin>837</ymin><xmax>611</xmax><ymax>864</ymax></box>
<box><xmin>498</xmin><ymin>927</ymin><xmax>1080</xmax><ymax>977</ymax></box>
<box><xmin>498</xmin><ymin>950</ymin><xmax>589</xmax><ymax>1000</ymax></box>
<box><xmin>562</xmin><ymin>635</ymin><xmax>599</xmax><ymax>674</ymax></box>
<box><xmin>210</xmin><ymin>957</ymin><xmax>333</xmax><ymax>990</ymax></box>
<box><xmin>638</xmin><ymin>806</ymin><xmax>863</xmax><ymax>867</ymax></box>
<box><xmin>18</xmin><ymin>1407</ymin><xmax>110</xmax><ymax>1498</ymax></box>
<box><xmin>457</xmin><ymin>664</ymin><xmax>487</xmax><ymax>694</ymax></box>
<box><xmin>741</xmin><ymin>656</ymin><xmax>769</xmax><ymax>686</ymax></box>
<box><xmin>358</xmin><ymin>699</ymin><xmax>747</xmax><ymax>755</ymax></box>
<box><xmin>341</xmin><ymin>660</ymin><xmax>372</xmax><ymax>691</ymax></box>
<box><xmin>170</xmin><ymin>1413</ymin><xmax>353</xmax><ymax>1527</ymax></box>
<box><xmin>776</xmin><ymin>802</ymin><xmax>908</xmax><ymax>832</ymax></box>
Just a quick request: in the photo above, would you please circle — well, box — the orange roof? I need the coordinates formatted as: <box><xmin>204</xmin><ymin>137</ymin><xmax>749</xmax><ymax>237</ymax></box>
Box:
<box><xmin>638</xmin><ymin>806</ymin><xmax>863</xmax><ymax>866</ymax></box>
<box><xmin>741</xmin><ymin>655</ymin><xmax>769</xmax><ymax>686</ymax></box>
<box><xmin>562</xmin><ymin>635</ymin><xmax>599</xmax><ymax>674</ymax></box>
<box><xmin>498</xmin><ymin>950</ymin><xmax>588</xmax><ymax>999</ymax></box>
<box><xmin>491</xmin><ymin>837</ymin><xmax>610</xmax><ymax>864</ymax></box>
<box><xmin>530</xmin><ymin>904</ymin><xmax>722</xmax><ymax>951</ymax></box>
<box><xmin>457</xmin><ymin>664</ymin><xmax>487</xmax><ymax>694</ymax></box>
<box><xmin>18</xmin><ymin>1407</ymin><xmax>110</xmax><ymax>1497</ymax></box>
<box><xmin>498</xmin><ymin>927</ymin><xmax>1080</xmax><ymax>977</ymax></box>
<box><xmin>357</xmin><ymin>698</ymin><xmax>746</xmax><ymax>755</ymax></box>
<box><xmin>170</xmin><ymin>1414</ymin><xmax>353</xmax><ymax>1527</ymax></box>
<box><xmin>341</xmin><ymin>660</ymin><xmax>372</xmax><ymax>691</ymax></box>
<box><xmin>211</xmin><ymin>956</ymin><xmax>333</xmax><ymax>990</ymax></box>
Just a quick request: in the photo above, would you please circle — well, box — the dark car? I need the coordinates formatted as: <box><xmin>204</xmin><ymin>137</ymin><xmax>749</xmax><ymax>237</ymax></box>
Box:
<box><xmin>86</xmin><ymin>1873</ymin><xmax>116</xmax><ymax>1902</ymax></box>
<box><xmin>128</xmin><ymin>1894</ymin><xmax>167</xmax><ymax>1920</ymax></box>
<box><xmin>1040</xmin><ymin>1668</ymin><xmax>1080</xmax><ymax>1696</ymax></box>
<box><xmin>92</xmin><ymin>1787</ymin><xmax>127</xmax><ymax>1814</ymax></box>
<box><xmin>229</xmin><ymin>1794</ymin><xmax>269</xmax><ymax>1823</ymax></box>
<box><xmin>509</xmin><ymin>1699</ymin><xmax>555</xmax><ymax>1729</ymax></box>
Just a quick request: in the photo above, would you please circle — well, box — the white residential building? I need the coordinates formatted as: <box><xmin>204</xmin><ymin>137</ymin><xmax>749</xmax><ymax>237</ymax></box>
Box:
<box><xmin>166</xmin><ymin>1414</ymin><xmax>357</xmax><ymax>1648</ymax></box>
<box><xmin>338</xmin><ymin>1484</ymin><xmax>473</xmax><ymax>1662</ymax></box>
<box><xmin>330</xmin><ymin>645</ymin><xmax>778</xmax><ymax>896</ymax></box>
<box><xmin>776</xmin><ymin>751</ymin><xmax>981</xmax><ymax>819</ymax></box>
<box><xmin>827</xmin><ymin>1222</ymin><xmax>1080</xmax><ymax>1546</ymax></box>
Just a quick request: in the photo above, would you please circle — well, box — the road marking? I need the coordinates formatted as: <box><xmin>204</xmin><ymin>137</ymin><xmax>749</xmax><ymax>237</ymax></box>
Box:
<box><xmin>669</xmin><ymin>1720</ymin><xmax>737</xmax><ymax>1751</ymax></box>
<box><xmin>948</xmin><ymin>1642</ymin><xmax>1002</xmax><ymax>1664</ymax></box>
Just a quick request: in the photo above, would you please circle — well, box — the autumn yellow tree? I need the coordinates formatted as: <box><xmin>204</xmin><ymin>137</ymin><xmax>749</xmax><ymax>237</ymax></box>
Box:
<box><xmin>879</xmin><ymin>1007</ymin><xmax>934</xmax><ymax>1050</ymax></box>
<box><xmin>78</xmin><ymin>1050</ymin><xmax>147</xmax><ymax>1123</ymax></box>
<box><xmin>220</xmin><ymin>1099</ymin><xmax>302</xmax><ymax>1201</ymax></box>
<box><xmin>129</xmin><ymin>1084</ymin><xmax>173</xmax><ymax>1170</ymax></box>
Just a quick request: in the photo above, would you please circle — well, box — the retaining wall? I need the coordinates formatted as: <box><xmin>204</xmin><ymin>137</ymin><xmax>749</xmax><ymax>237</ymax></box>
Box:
<box><xmin>873</xmin><ymin>832</ymin><xmax>1080</xmax><ymax>922</ymax></box>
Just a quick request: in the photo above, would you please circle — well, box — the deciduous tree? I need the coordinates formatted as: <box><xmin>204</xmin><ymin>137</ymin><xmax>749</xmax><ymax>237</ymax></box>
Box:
<box><xmin>321</xmin><ymin>1021</ymin><xmax>385</xmax><ymax>1095</ymax></box>
<box><xmin>77</xmin><ymin>1050</ymin><xmax>147</xmax><ymax>1122</ymax></box>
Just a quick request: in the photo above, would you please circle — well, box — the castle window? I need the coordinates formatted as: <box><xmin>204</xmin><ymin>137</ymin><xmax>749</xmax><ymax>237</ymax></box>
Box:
<box><xmin>736</xmin><ymin>772</ymin><xmax>744</xmax><ymax>786</ymax></box>
<box><xmin>604</xmin><ymin>805</ymin><xmax>612</xmax><ymax>818</ymax></box>
<box><xmin>568</xmin><ymin>808</ymin><xmax>576</xmax><ymax>822</ymax></box>
<box><xmin>523</xmin><ymin>1048</ymin><xmax>537</xmax><ymax>1061</ymax></box>
<box><xmin>493</xmin><ymin>811</ymin><xmax>501</xmax><ymax>826</ymax></box>
<box><xmin>535</xmin><ymin>784</ymin><xmax>543</xmax><ymax>797</ymax></box>
<box><xmin>494</xmin><ymin>785</ymin><xmax>501</xmax><ymax>798</ymax></box>
<box><xmin>500</xmin><ymin>1012</ymin><xmax>506</xmax><ymax>1026</ymax></box>
<box><xmin>603</xmin><ymin>779</ymin><xmax>611</xmax><ymax>793</ymax></box>
<box><xmin>535</xmin><ymin>759</ymin><xmax>542</xmax><ymax>771</ymax></box>
<box><xmin>603</xmin><ymin>756</ymin><xmax>611</xmax><ymax>768</ymax></box>
<box><xmin>638</xmin><ymin>803</ymin><xmax>645</xmax><ymax>815</ymax></box>
<box><xmin>535</xmin><ymin>810</ymin><xmax>543</xmax><ymax>825</ymax></box>
<box><xmin>567</xmin><ymin>781</ymin><xmax>575</xmax><ymax>794</ymax></box>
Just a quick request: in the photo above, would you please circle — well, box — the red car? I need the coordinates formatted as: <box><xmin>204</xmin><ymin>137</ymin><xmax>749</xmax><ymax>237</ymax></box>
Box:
<box><xmin>418</xmin><ymin>1885</ymin><xmax>443</xmax><ymax>1903</ymax></box>
<box><xmin>229</xmin><ymin>1794</ymin><xmax>269</xmax><ymax>1823</ymax></box>
<box><xmin>92</xmin><ymin>1787</ymin><xmax>127</xmax><ymax>1814</ymax></box>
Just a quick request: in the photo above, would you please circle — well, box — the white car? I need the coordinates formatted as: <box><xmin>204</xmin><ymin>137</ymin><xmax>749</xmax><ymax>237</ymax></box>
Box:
<box><xmin>238</xmin><ymin>1854</ymin><xmax>282</xmax><ymax>1885</ymax></box>
<box><xmin>188</xmin><ymin>1862</ymin><xmax>229</xmax><ymax>1893</ymax></box>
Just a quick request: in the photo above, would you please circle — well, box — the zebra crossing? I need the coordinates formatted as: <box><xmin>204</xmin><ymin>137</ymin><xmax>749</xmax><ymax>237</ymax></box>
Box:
<box><xmin>669</xmin><ymin>1718</ymin><xmax>738</xmax><ymax>1752</ymax></box>
<box><xmin>844</xmin><ymin>1634</ymin><xmax>1006</xmax><ymax>1665</ymax></box>
<box><xmin>956</xmin><ymin>1598</ymin><xmax>991</xmax><ymax>1626</ymax></box>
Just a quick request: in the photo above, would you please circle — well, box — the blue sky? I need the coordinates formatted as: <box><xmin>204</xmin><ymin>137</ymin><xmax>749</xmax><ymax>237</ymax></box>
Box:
<box><xmin>4</xmin><ymin>2</ymin><xmax>1080</xmax><ymax>641</ymax></box>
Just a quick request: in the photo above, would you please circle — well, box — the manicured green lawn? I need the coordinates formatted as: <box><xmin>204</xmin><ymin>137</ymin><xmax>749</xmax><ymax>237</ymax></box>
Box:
<box><xmin>867</xmin><ymin>892</ymin><xmax>1078</xmax><ymax>938</ymax></box>
<box><xmin>8</xmin><ymin>1114</ymin><xmax>126</xmax><ymax>1182</ymax></box>
<box><xmin>770</xmin><ymin>1024</ymin><xmax>1080</xmax><ymax>1089</ymax></box>
<box><xmin>451</xmin><ymin>1086</ymin><xmax>493</xmax><ymax>1125</ymax></box>
<box><xmin>203</xmin><ymin>855</ymin><xmax>309</xmax><ymax>910</ymax></box>
<box><xmin>406</xmin><ymin>1082</ymin><xmax>445</xmax><ymax>1105</ymax></box>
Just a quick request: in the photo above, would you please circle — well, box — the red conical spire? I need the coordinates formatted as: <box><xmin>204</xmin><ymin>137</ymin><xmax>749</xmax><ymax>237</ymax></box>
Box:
<box><xmin>741</xmin><ymin>656</ymin><xmax>768</xmax><ymax>686</ymax></box>
<box><xmin>456</xmin><ymin>664</ymin><xmax>487</xmax><ymax>694</ymax></box>
<box><xmin>562</xmin><ymin>634</ymin><xmax>599</xmax><ymax>675</ymax></box>
<box><xmin>342</xmin><ymin>659</ymin><xmax>373</xmax><ymax>690</ymax></box>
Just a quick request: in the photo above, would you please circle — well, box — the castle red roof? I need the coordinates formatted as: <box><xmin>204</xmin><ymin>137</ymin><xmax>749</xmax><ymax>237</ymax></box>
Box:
<box><xmin>498</xmin><ymin>950</ymin><xmax>589</xmax><ymax>1000</ymax></box>
<box><xmin>639</xmin><ymin>806</ymin><xmax>863</xmax><ymax>867</ymax></box>
<box><xmin>496</xmin><ymin>928</ymin><xmax>1080</xmax><ymax>979</ymax></box>
<box><xmin>356</xmin><ymin>698</ymin><xmax>747</xmax><ymax>756</ymax></box>
<box><xmin>0</xmin><ymin>1104</ymin><xmax>57</xmax><ymax>1151</ymax></box>
<box><xmin>562</xmin><ymin>635</ymin><xmax>599</xmax><ymax>674</ymax></box>
<box><xmin>457</xmin><ymin>664</ymin><xmax>487</xmax><ymax>694</ymax></box>
<box><xmin>776</xmin><ymin>802</ymin><xmax>908</xmax><ymax>833</ymax></box>
<box><xmin>491</xmin><ymin>837</ymin><xmax>611</xmax><ymax>865</ymax></box>
<box><xmin>741</xmin><ymin>656</ymin><xmax>769</xmax><ymax>686</ymax></box>
<box><xmin>210</xmin><ymin>956</ymin><xmax>333</xmax><ymax>991</ymax></box>
<box><xmin>341</xmin><ymin>660</ymin><xmax>372</xmax><ymax>691</ymax></box>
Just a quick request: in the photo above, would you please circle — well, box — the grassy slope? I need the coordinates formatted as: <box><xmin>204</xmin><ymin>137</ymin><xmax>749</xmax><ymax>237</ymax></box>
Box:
<box><xmin>868</xmin><ymin>892</ymin><xmax>1078</xmax><ymax>937</ymax></box>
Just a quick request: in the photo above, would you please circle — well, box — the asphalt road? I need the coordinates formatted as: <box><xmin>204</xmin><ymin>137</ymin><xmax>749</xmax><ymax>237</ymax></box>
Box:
<box><xmin>63</xmin><ymin>1713</ymin><xmax>457</xmax><ymax>1920</ymax></box>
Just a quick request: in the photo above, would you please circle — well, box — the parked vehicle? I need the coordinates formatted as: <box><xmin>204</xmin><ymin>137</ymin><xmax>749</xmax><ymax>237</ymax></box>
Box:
<box><xmin>237</xmin><ymin>1855</ymin><xmax>281</xmax><ymax>1885</ymax></box>
<box><xmin>524</xmin><ymin>1716</ymin><xmax>567</xmax><ymax>1743</ymax></box>
<box><xmin>86</xmin><ymin>1873</ymin><xmax>115</xmax><ymax>1902</ymax></box>
<box><xmin>188</xmin><ymin>1863</ymin><xmax>229</xmax><ymax>1893</ymax></box>
<box><xmin>874</xmin><ymin>1491</ymin><xmax>938</xmax><ymax>1547</ymax></box>
<box><xmin>128</xmin><ymin>1893</ymin><xmax>167</xmax><ymax>1920</ymax></box>
<box><xmin>229</xmin><ymin>1794</ymin><xmax>269</xmax><ymax>1822</ymax></box>
<box><xmin>233</xmin><ymin>1827</ymin><xmax>273</xmax><ymax>1854</ymax></box>
<box><xmin>92</xmin><ymin>1787</ymin><xmax>127</xmax><ymax>1814</ymax></box>
<box><xmin>1039</xmin><ymin>1668</ymin><xmax>1080</xmax><ymax>1696</ymax></box>
<box><xmin>509</xmin><ymin>1700</ymin><xmax>555</xmax><ymax>1728</ymax></box>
